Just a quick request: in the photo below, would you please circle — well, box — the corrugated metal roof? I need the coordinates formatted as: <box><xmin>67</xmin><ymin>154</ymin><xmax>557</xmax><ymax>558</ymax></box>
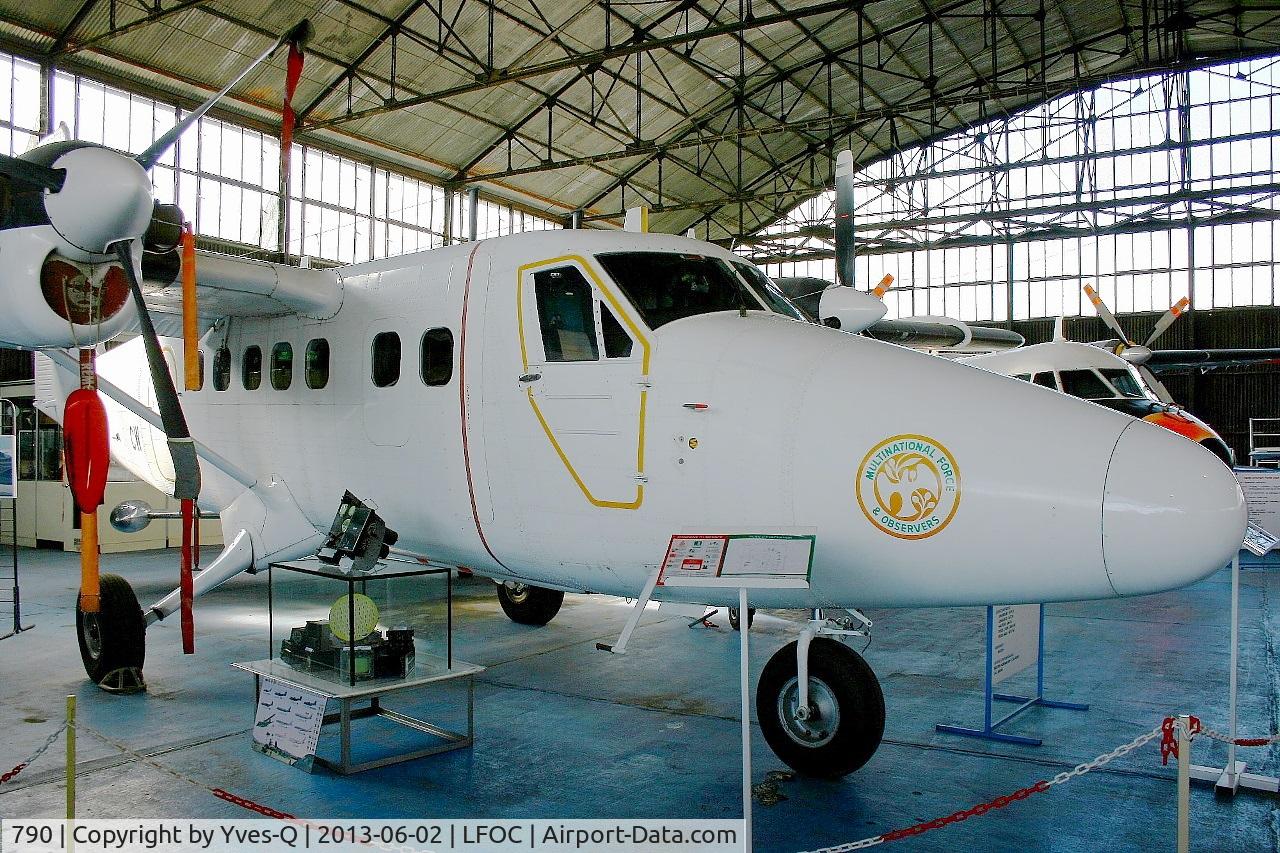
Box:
<box><xmin>0</xmin><ymin>0</ymin><xmax>1272</xmax><ymax>237</ymax></box>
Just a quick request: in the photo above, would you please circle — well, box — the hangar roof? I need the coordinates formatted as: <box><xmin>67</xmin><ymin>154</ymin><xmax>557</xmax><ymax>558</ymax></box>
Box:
<box><xmin>0</xmin><ymin>1</ymin><xmax>1275</xmax><ymax>238</ymax></box>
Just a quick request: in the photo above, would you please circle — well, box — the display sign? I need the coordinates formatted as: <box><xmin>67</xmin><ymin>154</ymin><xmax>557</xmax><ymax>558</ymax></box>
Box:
<box><xmin>657</xmin><ymin>535</ymin><xmax>727</xmax><ymax>585</ymax></box>
<box><xmin>1243</xmin><ymin>521</ymin><xmax>1279</xmax><ymax>556</ymax></box>
<box><xmin>251</xmin><ymin>676</ymin><xmax>325</xmax><ymax>772</ymax></box>
<box><xmin>1235</xmin><ymin>468</ymin><xmax>1280</xmax><ymax>538</ymax></box>
<box><xmin>0</xmin><ymin>434</ymin><xmax>14</xmax><ymax>500</ymax></box>
<box><xmin>721</xmin><ymin>535</ymin><xmax>814</xmax><ymax>579</ymax></box>
<box><xmin>990</xmin><ymin>604</ymin><xmax>1040</xmax><ymax>685</ymax></box>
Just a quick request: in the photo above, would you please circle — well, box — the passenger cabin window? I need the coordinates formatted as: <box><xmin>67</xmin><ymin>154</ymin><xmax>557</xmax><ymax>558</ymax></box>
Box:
<box><xmin>212</xmin><ymin>347</ymin><xmax>230</xmax><ymax>391</ymax></box>
<box><xmin>270</xmin><ymin>343</ymin><xmax>293</xmax><ymax>390</ymax></box>
<box><xmin>1012</xmin><ymin>373</ymin><xmax>1031</xmax><ymax>382</ymax></box>
<box><xmin>600</xmin><ymin>304</ymin><xmax>633</xmax><ymax>358</ymax></box>
<box><xmin>420</xmin><ymin>328</ymin><xmax>454</xmax><ymax>386</ymax></box>
<box><xmin>596</xmin><ymin>252</ymin><xmax>759</xmax><ymax>329</ymax></box>
<box><xmin>534</xmin><ymin>267</ymin><xmax>599</xmax><ymax>362</ymax></box>
<box><xmin>242</xmin><ymin>345</ymin><xmax>262</xmax><ymax>391</ymax></box>
<box><xmin>372</xmin><ymin>332</ymin><xmax>401</xmax><ymax>387</ymax></box>
<box><xmin>1032</xmin><ymin>372</ymin><xmax>1056</xmax><ymax>389</ymax></box>
<box><xmin>305</xmin><ymin>339</ymin><xmax>330</xmax><ymax>389</ymax></box>
<box><xmin>1059</xmin><ymin>369</ymin><xmax>1113</xmax><ymax>400</ymax></box>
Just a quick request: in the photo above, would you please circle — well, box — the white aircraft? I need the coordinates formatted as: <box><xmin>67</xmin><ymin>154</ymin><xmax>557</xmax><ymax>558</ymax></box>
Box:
<box><xmin>0</xmin><ymin>31</ymin><xmax>1248</xmax><ymax>779</ymax></box>
<box><xmin>781</xmin><ymin>151</ymin><xmax>1280</xmax><ymax>468</ymax></box>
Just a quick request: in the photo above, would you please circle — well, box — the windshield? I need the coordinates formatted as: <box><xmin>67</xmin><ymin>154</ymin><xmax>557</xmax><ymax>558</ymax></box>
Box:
<box><xmin>1100</xmin><ymin>368</ymin><xmax>1145</xmax><ymax>398</ymax></box>
<box><xmin>1058</xmin><ymin>369</ymin><xmax>1114</xmax><ymax>400</ymax></box>
<box><xmin>596</xmin><ymin>252</ymin><xmax>762</xmax><ymax>329</ymax></box>
<box><xmin>731</xmin><ymin>261</ymin><xmax>808</xmax><ymax>321</ymax></box>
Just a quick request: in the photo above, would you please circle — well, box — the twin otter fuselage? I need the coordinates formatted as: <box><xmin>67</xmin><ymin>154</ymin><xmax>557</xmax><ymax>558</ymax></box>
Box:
<box><xmin>98</xmin><ymin>230</ymin><xmax>1246</xmax><ymax>609</ymax></box>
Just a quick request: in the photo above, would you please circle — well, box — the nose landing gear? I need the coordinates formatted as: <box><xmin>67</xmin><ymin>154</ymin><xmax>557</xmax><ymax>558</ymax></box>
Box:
<box><xmin>76</xmin><ymin>573</ymin><xmax>146</xmax><ymax>693</ymax></box>
<box><xmin>496</xmin><ymin>581</ymin><xmax>565</xmax><ymax>625</ymax></box>
<box><xmin>757</xmin><ymin>611</ymin><xmax>883</xmax><ymax>778</ymax></box>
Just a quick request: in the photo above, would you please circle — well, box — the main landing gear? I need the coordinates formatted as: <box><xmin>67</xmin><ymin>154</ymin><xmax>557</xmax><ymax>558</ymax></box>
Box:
<box><xmin>757</xmin><ymin>610</ymin><xmax>884</xmax><ymax>778</ymax></box>
<box><xmin>496</xmin><ymin>581</ymin><xmax>564</xmax><ymax>626</ymax></box>
<box><xmin>76</xmin><ymin>573</ymin><xmax>147</xmax><ymax>692</ymax></box>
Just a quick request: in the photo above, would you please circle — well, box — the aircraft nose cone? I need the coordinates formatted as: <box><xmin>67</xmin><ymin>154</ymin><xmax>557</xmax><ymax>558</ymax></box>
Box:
<box><xmin>1103</xmin><ymin>422</ymin><xmax>1246</xmax><ymax>595</ymax></box>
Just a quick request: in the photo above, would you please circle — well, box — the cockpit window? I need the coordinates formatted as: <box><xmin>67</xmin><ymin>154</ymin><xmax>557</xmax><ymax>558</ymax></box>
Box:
<box><xmin>534</xmin><ymin>266</ymin><xmax>599</xmax><ymax>362</ymax></box>
<box><xmin>1100</xmin><ymin>368</ymin><xmax>1144</xmax><ymax>398</ymax></box>
<box><xmin>730</xmin><ymin>261</ymin><xmax>807</xmax><ymax>321</ymax></box>
<box><xmin>1058</xmin><ymin>369</ymin><xmax>1113</xmax><ymax>399</ymax></box>
<box><xmin>596</xmin><ymin>252</ymin><xmax>761</xmax><ymax>330</ymax></box>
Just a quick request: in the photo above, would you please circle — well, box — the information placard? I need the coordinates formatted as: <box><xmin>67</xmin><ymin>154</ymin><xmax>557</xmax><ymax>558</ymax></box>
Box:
<box><xmin>0</xmin><ymin>434</ymin><xmax>14</xmax><ymax>499</ymax></box>
<box><xmin>721</xmin><ymin>535</ymin><xmax>814</xmax><ymax>579</ymax></box>
<box><xmin>657</xmin><ymin>535</ymin><xmax>727</xmax><ymax>585</ymax></box>
<box><xmin>251</xmin><ymin>676</ymin><xmax>325</xmax><ymax>772</ymax></box>
<box><xmin>1235</xmin><ymin>468</ymin><xmax>1280</xmax><ymax>538</ymax></box>
<box><xmin>991</xmin><ymin>604</ymin><xmax>1040</xmax><ymax>685</ymax></box>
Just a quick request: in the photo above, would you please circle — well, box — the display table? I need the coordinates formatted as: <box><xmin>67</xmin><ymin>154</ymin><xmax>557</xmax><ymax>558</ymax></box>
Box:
<box><xmin>233</xmin><ymin>655</ymin><xmax>483</xmax><ymax>774</ymax></box>
<box><xmin>234</xmin><ymin>554</ymin><xmax>481</xmax><ymax>774</ymax></box>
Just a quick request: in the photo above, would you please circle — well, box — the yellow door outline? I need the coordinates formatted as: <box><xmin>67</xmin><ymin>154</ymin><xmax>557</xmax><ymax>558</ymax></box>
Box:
<box><xmin>516</xmin><ymin>254</ymin><xmax>650</xmax><ymax>510</ymax></box>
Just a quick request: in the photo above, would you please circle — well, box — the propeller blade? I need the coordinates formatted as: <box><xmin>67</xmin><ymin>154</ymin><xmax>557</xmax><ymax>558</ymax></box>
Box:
<box><xmin>1082</xmin><ymin>284</ymin><xmax>1130</xmax><ymax>346</ymax></box>
<box><xmin>834</xmin><ymin>149</ymin><xmax>856</xmax><ymax>288</ymax></box>
<box><xmin>1137</xmin><ymin>364</ymin><xmax>1176</xmax><ymax>405</ymax></box>
<box><xmin>0</xmin><ymin>153</ymin><xmax>65</xmax><ymax>191</ymax></box>
<box><xmin>114</xmin><ymin>240</ymin><xmax>201</xmax><ymax>500</ymax></box>
<box><xmin>1143</xmin><ymin>296</ymin><xmax>1190</xmax><ymax>348</ymax></box>
<box><xmin>871</xmin><ymin>274</ymin><xmax>895</xmax><ymax>299</ymax></box>
<box><xmin>135</xmin><ymin>20</ymin><xmax>312</xmax><ymax>170</ymax></box>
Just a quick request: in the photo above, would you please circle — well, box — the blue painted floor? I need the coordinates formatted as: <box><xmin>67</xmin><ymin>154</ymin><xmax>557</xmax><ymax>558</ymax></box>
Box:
<box><xmin>0</xmin><ymin>547</ymin><xmax>1277</xmax><ymax>851</ymax></box>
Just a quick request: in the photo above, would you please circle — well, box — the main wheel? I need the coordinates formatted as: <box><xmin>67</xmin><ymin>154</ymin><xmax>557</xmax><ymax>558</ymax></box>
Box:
<box><xmin>76</xmin><ymin>573</ymin><xmax>146</xmax><ymax>684</ymax></box>
<box><xmin>496</xmin><ymin>582</ymin><xmax>564</xmax><ymax>626</ymax></box>
<box><xmin>727</xmin><ymin>606</ymin><xmax>756</xmax><ymax>631</ymax></box>
<box><xmin>757</xmin><ymin>638</ymin><xmax>885</xmax><ymax>778</ymax></box>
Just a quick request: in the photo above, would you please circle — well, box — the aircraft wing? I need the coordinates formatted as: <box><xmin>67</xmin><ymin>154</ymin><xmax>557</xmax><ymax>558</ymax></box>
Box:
<box><xmin>138</xmin><ymin>250</ymin><xmax>342</xmax><ymax>336</ymax></box>
<box><xmin>863</xmin><ymin>318</ymin><xmax>1024</xmax><ymax>354</ymax></box>
<box><xmin>1144</xmin><ymin>348</ymin><xmax>1280</xmax><ymax>372</ymax></box>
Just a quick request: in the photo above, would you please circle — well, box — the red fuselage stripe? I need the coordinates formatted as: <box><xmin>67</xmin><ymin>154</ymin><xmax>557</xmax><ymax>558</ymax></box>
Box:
<box><xmin>458</xmin><ymin>242</ymin><xmax>507</xmax><ymax>572</ymax></box>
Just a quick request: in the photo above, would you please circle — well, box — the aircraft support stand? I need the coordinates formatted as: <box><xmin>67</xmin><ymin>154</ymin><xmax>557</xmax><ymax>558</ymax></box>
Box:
<box><xmin>1189</xmin><ymin>554</ymin><xmax>1280</xmax><ymax>795</ymax></box>
<box><xmin>936</xmin><ymin>604</ymin><xmax>1087</xmax><ymax>746</ymax></box>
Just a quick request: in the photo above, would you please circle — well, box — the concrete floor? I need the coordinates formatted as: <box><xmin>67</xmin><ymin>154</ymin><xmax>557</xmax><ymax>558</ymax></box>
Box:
<box><xmin>0</xmin><ymin>547</ymin><xmax>1277</xmax><ymax>852</ymax></box>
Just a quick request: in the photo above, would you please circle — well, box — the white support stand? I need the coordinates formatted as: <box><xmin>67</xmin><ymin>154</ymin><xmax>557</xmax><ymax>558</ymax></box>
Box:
<box><xmin>663</xmin><ymin>575</ymin><xmax>810</xmax><ymax>853</ymax></box>
<box><xmin>1189</xmin><ymin>553</ymin><xmax>1280</xmax><ymax>795</ymax></box>
<box><xmin>595</xmin><ymin>564</ymin><xmax>664</xmax><ymax>655</ymax></box>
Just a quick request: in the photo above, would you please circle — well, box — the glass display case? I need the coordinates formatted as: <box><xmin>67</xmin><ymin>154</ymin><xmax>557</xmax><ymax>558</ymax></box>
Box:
<box><xmin>266</xmin><ymin>555</ymin><xmax>454</xmax><ymax>687</ymax></box>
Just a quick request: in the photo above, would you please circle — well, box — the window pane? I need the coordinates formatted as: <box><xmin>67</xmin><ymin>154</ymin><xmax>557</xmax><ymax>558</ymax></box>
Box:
<box><xmin>600</xmin><ymin>304</ymin><xmax>633</xmax><ymax>358</ymax></box>
<box><xmin>305</xmin><ymin>338</ymin><xmax>330</xmax><ymax>389</ymax></box>
<box><xmin>196</xmin><ymin>350</ymin><xmax>205</xmax><ymax>391</ymax></box>
<box><xmin>372</xmin><ymin>332</ymin><xmax>400</xmax><ymax>387</ymax></box>
<box><xmin>597</xmin><ymin>252</ymin><xmax>757</xmax><ymax>329</ymax></box>
<box><xmin>1033</xmin><ymin>372</ymin><xmax>1056</xmax><ymax>389</ymax></box>
<box><xmin>213</xmin><ymin>347</ymin><xmax>230</xmax><ymax>391</ymax></box>
<box><xmin>270</xmin><ymin>342</ymin><xmax>293</xmax><ymax>390</ymax></box>
<box><xmin>242</xmin><ymin>345</ymin><xmax>262</xmax><ymax>390</ymax></box>
<box><xmin>534</xmin><ymin>267</ymin><xmax>599</xmax><ymax>361</ymax></box>
<box><xmin>420</xmin><ymin>328</ymin><xmax>454</xmax><ymax>386</ymax></box>
<box><xmin>1059</xmin><ymin>369</ymin><xmax>1113</xmax><ymax>399</ymax></box>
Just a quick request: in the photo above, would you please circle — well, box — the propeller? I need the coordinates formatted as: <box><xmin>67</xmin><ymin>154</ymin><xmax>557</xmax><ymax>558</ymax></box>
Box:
<box><xmin>834</xmin><ymin>150</ymin><xmax>856</xmax><ymax>288</ymax></box>
<box><xmin>6</xmin><ymin>20</ymin><xmax>310</xmax><ymax>504</ymax></box>
<box><xmin>1081</xmin><ymin>284</ymin><xmax>1190</xmax><ymax>404</ymax></box>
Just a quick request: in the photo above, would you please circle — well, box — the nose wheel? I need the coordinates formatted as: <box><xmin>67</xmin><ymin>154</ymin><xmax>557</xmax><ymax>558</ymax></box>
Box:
<box><xmin>757</xmin><ymin>638</ymin><xmax>884</xmax><ymax>778</ymax></box>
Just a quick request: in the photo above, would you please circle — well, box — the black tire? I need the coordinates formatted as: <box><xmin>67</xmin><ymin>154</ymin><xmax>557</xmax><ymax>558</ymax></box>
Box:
<box><xmin>496</xmin><ymin>582</ymin><xmax>564</xmax><ymax>626</ymax></box>
<box><xmin>76</xmin><ymin>573</ymin><xmax>146</xmax><ymax>684</ymax></box>
<box><xmin>757</xmin><ymin>638</ymin><xmax>885</xmax><ymax>778</ymax></box>
<box><xmin>727</xmin><ymin>607</ymin><xmax>756</xmax><ymax>631</ymax></box>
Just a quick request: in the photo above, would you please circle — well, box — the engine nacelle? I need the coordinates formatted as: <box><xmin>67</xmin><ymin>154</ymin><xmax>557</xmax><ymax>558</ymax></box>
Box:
<box><xmin>0</xmin><ymin>225</ymin><xmax>137</xmax><ymax>349</ymax></box>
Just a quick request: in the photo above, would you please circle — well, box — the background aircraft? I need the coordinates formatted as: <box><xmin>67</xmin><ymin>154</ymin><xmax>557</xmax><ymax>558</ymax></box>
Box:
<box><xmin>0</xmin><ymin>39</ymin><xmax>1248</xmax><ymax>780</ymax></box>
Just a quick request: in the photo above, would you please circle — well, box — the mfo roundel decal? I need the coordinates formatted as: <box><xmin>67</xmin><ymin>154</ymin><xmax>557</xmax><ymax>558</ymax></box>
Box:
<box><xmin>856</xmin><ymin>434</ymin><xmax>960</xmax><ymax>540</ymax></box>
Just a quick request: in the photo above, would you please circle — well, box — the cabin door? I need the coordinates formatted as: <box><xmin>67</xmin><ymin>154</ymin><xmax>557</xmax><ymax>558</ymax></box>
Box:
<box><xmin>511</xmin><ymin>257</ymin><xmax>649</xmax><ymax>511</ymax></box>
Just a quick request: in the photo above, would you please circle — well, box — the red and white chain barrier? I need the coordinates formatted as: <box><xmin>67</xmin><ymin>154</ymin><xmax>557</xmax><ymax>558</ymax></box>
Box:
<box><xmin>802</xmin><ymin>714</ymin><xmax>1280</xmax><ymax>853</ymax></box>
<box><xmin>0</xmin><ymin>720</ymin><xmax>67</xmax><ymax>785</ymax></box>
